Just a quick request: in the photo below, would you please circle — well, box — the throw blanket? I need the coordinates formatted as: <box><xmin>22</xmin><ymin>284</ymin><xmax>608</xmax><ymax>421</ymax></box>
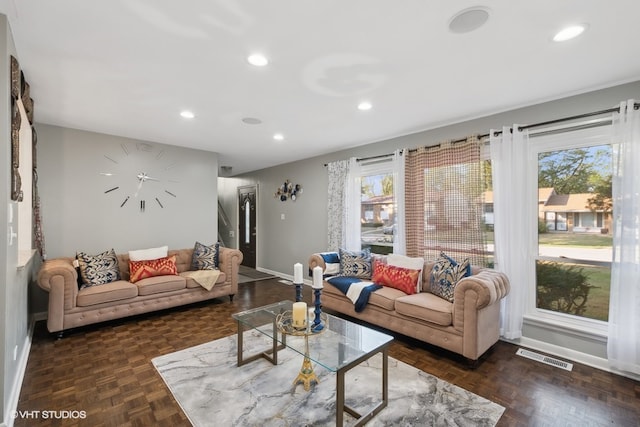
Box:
<box><xmin>182</xmin><ymin>270</ymin><xmax>221</xmax><ymax>291</ymax></box>
<box><xmin>326</xmin><ymin>277</ymin><xmax>382</xmax><ymax>312</ymax></box>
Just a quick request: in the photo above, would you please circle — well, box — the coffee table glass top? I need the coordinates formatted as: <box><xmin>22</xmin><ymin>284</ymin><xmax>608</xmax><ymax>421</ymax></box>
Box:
<box><xmin>232</xmin><ymin>300</ymin><xmax>393</xmax><ymax>372</ymax></box>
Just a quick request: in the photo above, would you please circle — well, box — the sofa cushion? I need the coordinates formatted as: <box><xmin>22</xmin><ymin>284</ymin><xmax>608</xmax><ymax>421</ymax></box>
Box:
<box><xmin>129</xmin><ymin>255</ymin><xmax>178</xmax><ymax>283</ymax></box>
<box><xmin>76</xmin><ymin>248</ymin><xmax>121</xmax><ymax>287</ymax></box>
<box><xmin>429</xmin><ymin>252</ymin><xmax>471</xmax><ymax>302</ymax></box>
<box><xmin>183</xmin><ymin>271</ymin><xmax>226</xmax><ymax>289</ymax></box>
<box><xmin>136</xmin><ymin>275</ymin><xmax>186</xmax><ymax>296</ymax></box>
<box><xmin>368</xmin><ymin>286</ymin><xmax>407</xmax><ymax>311</ymax></box>
<box><xmin>191</xmin><ymin>241</ymin><xmax>219</xmax><ymax>270</ymax></box>
<box><xmin>372</xmin><ymin>261</ymin><xmax>419</xmax><ymax>295</ymax></box>
<box><xmin>395</xmin><ymin>293</ymin><xmax>453</xmax><ymax>326</ymax></box>
<box><xmin>338</xmin><ymin>248</ymin><xmax>372</xmax><ymax>278</ymax></box>
<box><xmin>76</xmin><ymin>280</ymin><xmax>138</xmax><ymax>307</ymax></box>
<box><xmin>323</xmin><ymin>279</ymin><xmax>402</xmax><ymax>311</ymax></box>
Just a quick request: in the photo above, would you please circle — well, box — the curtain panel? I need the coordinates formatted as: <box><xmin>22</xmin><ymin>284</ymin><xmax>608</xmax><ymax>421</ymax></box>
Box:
<box><xmin>326</xmin><ymin>159</ymin><xmax>350</xmax><ymax>251</ymax></box>
<box><xmin>404</xmin><ymin>137</ymin><xmax>488</xmax><ymax>266</ymax></box>
<box><xmin>608</xmin><ymin>99</ymin><xmax>640</xmax><ymax>375</ymax></box>
<box><xmin>490</xmin><ymin>126</ymin><xmax>531</xmax><ymax>340</ymax></box>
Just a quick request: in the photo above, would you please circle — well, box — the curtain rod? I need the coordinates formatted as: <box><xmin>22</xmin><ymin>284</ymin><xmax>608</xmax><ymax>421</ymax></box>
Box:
<box><xmin>325</xmin><ymin>102</ymin><xmax>640</xmax><ymax>164</ymax></box>
<box><xmin>323</xmin><ymin>151</ymin><xmax>399</xmax><ymax>167</ymax></box>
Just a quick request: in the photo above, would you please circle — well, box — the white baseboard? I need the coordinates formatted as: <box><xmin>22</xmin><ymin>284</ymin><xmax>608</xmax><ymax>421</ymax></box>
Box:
<box><xmin>255</xmin><ymin>267</ymin><xmax>312</xmax><ymax>286</ymax></box>
<box><xmin>505</xmin><ymin>336</ymin><xmax>640</xmax><ymax>381</ymax></box>
<box><xmin>3</xmin><ymin>317</ymin><xmax>36</xmax><ymax>427</ymax></box>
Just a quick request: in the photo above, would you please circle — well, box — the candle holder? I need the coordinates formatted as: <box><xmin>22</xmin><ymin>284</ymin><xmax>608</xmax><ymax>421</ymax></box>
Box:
<box><xmin>312</xmin><ymin>287</ymin><xmax>324</xmax><ymax>332</ymax></box>
<box><xmin>294</xmin><ymin>282</ymin><xmax>303</xmax><ymax>302</ymax></box>
<box><xmin>276</xmin><ymin>310</ymin><xmax>328</xmax><ymax>391</ymax></box>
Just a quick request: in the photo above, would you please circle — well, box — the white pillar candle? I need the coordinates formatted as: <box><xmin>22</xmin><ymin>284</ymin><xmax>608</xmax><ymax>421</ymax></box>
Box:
<box><xmin>294</xmin><ymin>262</ymin><xmax>303</xmax><ymax>283</ymax></box>
<box><xmin>312</xmin><ymin>266</ymin><xmax>324</xmax><ymax>289</ymax></box>
<box><xmin>292</xmin><ymin>302</ymin><xmax>307</xmax><ymax>328</ymax></box>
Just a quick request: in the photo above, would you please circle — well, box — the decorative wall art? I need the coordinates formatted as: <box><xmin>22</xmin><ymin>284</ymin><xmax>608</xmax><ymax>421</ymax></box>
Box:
<box><xmin>274</xmin><ymin>180</ymin><xmax>302</xmax><ymax>201</ymax></box>
<box><xmin>10</xmin><ymin>55</ymin><xmax>23</xmax><ymax>202</ymax></box>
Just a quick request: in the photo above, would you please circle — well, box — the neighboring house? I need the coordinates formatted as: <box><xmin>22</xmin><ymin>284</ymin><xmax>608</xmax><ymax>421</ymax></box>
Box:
<box><xmin>482</xmin><ymin>187</ymin><xmax>612</xmax><ymax>234</ymax></box>
<box><xmin>361</xmin><ymin>194</ymin><xmax>394</xmax><ymax>225</ymax></box>
<box><xmin>542</xmin><ymin>193</ymin><xmax>612</xmax><ymax>234</ymax></box>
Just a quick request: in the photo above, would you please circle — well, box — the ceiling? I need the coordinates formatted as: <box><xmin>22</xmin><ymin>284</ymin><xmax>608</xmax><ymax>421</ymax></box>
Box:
<box><xmin>2</xmin><ymin>1</ymin><xmax>640</xmax><ymax>176</ymax></box>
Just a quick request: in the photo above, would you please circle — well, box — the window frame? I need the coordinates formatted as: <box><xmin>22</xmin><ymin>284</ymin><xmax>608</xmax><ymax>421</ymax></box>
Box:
<box><xmin>355</xmin><ymin>158</ymin><xmax>397</xmax><ymax>253</ymax></box>
<box><xmin>526</xmin><ymin>125</ymin><xmax>613</xmax><ymax>335</ymax></box>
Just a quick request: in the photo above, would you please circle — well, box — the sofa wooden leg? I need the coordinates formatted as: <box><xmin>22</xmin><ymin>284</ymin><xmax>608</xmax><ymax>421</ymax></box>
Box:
<box><xmin>229</xmin><ymin>294</ymin><xmax>235</xmax><ymax>302</ymax></box>
<box><xmin>56</xmin><ymin>331</ymin><xmax>64</xmax><ymax>340</ymax></box>
<box><xmin>466</xmin><ymin>358</ymin><xmax>479</xmax><ymax>369</ymax></box>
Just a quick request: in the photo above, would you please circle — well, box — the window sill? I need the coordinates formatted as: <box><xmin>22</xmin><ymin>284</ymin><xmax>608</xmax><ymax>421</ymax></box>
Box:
<box><xmin>523</xmin><ymin>313</ymin><xmax>608</xmax><ymax>342</ymax></box>
<box><xmin>17</xmin><ymin>249</ymin><xmax>38</xmax><ymax>271</ymax></box>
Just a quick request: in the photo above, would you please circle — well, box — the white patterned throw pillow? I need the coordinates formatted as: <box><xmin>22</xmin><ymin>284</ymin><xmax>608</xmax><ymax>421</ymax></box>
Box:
<box><xmin>338</xmin><ymin>248</ymin><xmax>372</xmax><ymax>279</ymax></box>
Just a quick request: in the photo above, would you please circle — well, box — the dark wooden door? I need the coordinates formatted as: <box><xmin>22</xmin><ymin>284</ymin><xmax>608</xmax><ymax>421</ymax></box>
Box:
<box><xmin>238</xmin><ymin>186</ymin><xmax>257</xmax><ymax>268</ymax></box>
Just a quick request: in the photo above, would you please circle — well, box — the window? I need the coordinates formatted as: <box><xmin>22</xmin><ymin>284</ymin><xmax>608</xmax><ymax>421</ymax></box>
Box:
<box><xmin>531</xmin><ymin>128</ymin><xmax>612</xmax><ymax>325</ymax></box>
<box><xmin>343</xmin><ymin>152</ymin><xmax>404</xmax><ymax>255</ymax></box>
<box><xmin>360</xmin><ymin>171</ymin><xmax>395</xmax><ymax>254</ymax></box>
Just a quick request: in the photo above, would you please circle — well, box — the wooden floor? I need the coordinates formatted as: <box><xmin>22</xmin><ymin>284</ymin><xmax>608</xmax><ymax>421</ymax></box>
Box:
<box><xmin>16</xmin><ymin>279</ymin><xmax>640</xmax><ymax>426</ymax></box>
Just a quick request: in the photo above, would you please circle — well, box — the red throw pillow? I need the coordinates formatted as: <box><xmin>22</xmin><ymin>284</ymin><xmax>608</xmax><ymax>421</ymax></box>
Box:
<box><xmin>372</xmin><ymin>261</ymin><xmax>419</xmax><ymax>295</ymax></box>
<box><xmin>129</xmin><ymin>255</ymin><xmax>178</xmax><ymax>283</ymax></box>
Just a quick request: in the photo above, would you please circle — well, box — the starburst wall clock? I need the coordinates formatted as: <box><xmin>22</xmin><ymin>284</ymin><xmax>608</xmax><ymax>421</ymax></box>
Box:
<box><xmin>100</xmin><ymin>142</ymin><xmax>179</xmax><ymax>212</ymax></box>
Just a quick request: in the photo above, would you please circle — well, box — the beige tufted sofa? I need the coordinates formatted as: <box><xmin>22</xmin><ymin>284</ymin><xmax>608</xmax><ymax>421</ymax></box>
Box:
<box><xmin>308</xmin><ymin>253</ymin><xmax>510</xmax><ymax>363</ymax></box>
<box><xmin>37</xmin><ymin>247</ymin><xmax>243</xmax><ymax>337</ymax></box>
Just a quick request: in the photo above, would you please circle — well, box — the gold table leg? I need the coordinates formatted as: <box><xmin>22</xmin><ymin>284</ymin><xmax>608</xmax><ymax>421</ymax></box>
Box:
<box><xmin>293</xmin><ymin>333</ymin><xmax>319</xmax><ymax>391</ymax></box>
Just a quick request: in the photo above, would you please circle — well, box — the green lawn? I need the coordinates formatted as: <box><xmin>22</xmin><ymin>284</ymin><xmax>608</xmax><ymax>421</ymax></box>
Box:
<box><xmin>538</xmin><ymin>232</ymin><xmax>612</xmax><ymax>248</ymax></box>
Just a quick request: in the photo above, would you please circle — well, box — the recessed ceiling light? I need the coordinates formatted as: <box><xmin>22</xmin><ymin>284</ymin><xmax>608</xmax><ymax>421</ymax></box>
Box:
<box><xmin>357</xmin><ymin>102</ymin><xmax>372</xmax><ymax>111</ymax></box>
<box><xmin>242</xmin><ymin>117</ymin><xmax>262</xmax><ymax>125</ymax></box>
<box><xmin>273</xmin><ymin>133</ymin><xmax>284</xmax><ymax>141</ymax></box>
<box><xmin>180</xmin><ymin>110</ymin><xmax>195</xmax><ymax>119</ymax></box>
<box><xmin>449</xmin><ymin>7</ymin><xmax>490</xmax><ymax>34</ymax></box>
<box><xmin>553</xmin><ymin>24</ymin><xmax>587</xmax><ymax>42</ymax></box>
<box><xmin>247</xmin><ymin>54</ymin><xmax>268</xmax><ymax>66</ymax></box>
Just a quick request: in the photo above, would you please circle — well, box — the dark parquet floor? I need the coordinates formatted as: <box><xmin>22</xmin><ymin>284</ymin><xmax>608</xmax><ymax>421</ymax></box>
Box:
<box><xmin>16</xmin><ymin>279</ymin><xmax>640</xmax><ymax>426</ymax></box>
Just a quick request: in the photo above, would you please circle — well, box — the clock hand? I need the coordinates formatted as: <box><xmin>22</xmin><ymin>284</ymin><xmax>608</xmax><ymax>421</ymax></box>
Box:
<box><xmin>136</xmin><ymin>172</ymin><xmax>160</xmax><ymax>182</ymax></box>
<box><xmin>134</xmin><ymin>178</ymin><xmax>144</xmax><ymax>198</ymax></box>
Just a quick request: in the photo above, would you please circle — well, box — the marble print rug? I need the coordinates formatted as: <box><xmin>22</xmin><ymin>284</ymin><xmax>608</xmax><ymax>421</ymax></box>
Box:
<box><xmin>152</xmin><ymin>331</ymin><xmax>504</xmax><ymax>426</ymax></box>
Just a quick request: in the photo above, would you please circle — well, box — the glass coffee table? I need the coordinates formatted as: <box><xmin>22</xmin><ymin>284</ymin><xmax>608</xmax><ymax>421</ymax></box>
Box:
<box><xmin>232</xmin><ymin>300</ymin><xmax>393</xmax><ymax>427</ymax></box>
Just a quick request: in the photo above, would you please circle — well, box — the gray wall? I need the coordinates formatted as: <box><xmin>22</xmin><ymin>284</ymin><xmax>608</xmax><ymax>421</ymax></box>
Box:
<box><xmin>37</xmin><ymin>125</ymin><xmax>219</xmax><ymax>258</ymax></box>
<box><xmin>31</xmin><ymin>125</ymin><xmax>219</xmax><ymax>316</ymax></box>
<box><xmin>1</xmin><ymin>15</ymin><xmax>34</xmax><ymax>426</ymax></box>
<box><xmin>221</xmin><ymin>80</ymin><xmax>640</xmax><ymax>368</ymax></box>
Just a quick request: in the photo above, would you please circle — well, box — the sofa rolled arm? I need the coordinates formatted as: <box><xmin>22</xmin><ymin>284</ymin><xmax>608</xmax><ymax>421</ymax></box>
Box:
<box><xmin>308</xmin><ymin>253</ymin><xmax>327</xmax><ymax>274</ymax></box>
<box><xmin>454</xmin><ymin>269</ymin><xmax>510</xmax><ymax>310</ymax></box>
<box><xmin>218</xmin><ymin>247</ymin><xmax>243</xmax><ymax>292</ymax></box>
<box><xmin>38</xmin><ymin>258</ymin><xmax>80</xmax><ymax>332</ymax></box>
<box><xmin>38</xmin><ymin>259</ymin><xmax>78</xmax><ymax>299</ymax></box>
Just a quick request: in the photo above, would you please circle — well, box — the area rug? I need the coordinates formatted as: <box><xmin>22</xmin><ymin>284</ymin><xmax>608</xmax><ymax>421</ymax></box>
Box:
<box><xmin>152</xmin><ymin>331</ymin><xmax>504</xmax><ymax>426</ymax></box>
<box><xmin>238</xmin><ymin>266</ymin><xmax>276</xmax><ymax>283</ymax></box>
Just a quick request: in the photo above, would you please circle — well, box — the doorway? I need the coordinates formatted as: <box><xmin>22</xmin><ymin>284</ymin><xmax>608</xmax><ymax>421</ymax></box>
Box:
<box><xmin>238</xmin><ymin>185</ymin><xmax>257</xmax><ymax>268</ymax></box>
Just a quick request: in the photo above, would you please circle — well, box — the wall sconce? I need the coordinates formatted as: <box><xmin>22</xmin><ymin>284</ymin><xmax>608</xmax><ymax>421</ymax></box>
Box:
<box><xmin>275</xmin><ymin>180</ymin><xmax>303</xmax><ymax>201</ymax></box>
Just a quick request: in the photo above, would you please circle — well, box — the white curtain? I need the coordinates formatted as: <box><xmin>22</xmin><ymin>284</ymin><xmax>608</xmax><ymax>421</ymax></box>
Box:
<box><xmin>391</xmin><ymin>150</ymin><xmax>406</xmax><ymax>254</ymax></box>
<box><xmin>344</xmin><ymin>157</ymin><xmax>361</xmax><ymax>250</ymax></box>
<box><xmin>490</xmin><ymin>126</ymin><xmax>532</xmax><ymax>340</ymax></box>
<box><xmin>608</xmin><ymin>100</ymin><xmax>640</xmax><ymax>375</ymax></box>
<box><xmin>326</xmin><ymin>159</ymin><xmax>350</xmax><ymax>251</ymax></box>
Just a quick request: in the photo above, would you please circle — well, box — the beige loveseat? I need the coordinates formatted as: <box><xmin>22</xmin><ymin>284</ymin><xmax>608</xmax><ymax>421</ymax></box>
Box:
<box><xmin>309</xmin><ymin>252</ymin><xmax>510</xmax><ymax>362</ymax></box>
<box><xmin>37</xmin><ymin>247</ymin><xmax>242</xmax><ymax>336</ymax></box>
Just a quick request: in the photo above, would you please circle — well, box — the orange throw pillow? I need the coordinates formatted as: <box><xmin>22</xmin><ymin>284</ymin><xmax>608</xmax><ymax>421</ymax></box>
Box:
<box><xmin>372</xmin><ymin>260</ymin><xmax>419</xmax><ymax>295</ymax></box>
<box><xmin>129</xmin><ymin>255</ymin><xmax>178</xmax><ymax>283</ymax></box>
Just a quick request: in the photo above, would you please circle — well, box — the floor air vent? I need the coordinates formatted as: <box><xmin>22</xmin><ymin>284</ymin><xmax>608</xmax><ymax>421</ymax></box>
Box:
<box><xmin>516</xmin><ymin>348</ymin><xmax>573</xmax><ymax>371</ymax></box>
